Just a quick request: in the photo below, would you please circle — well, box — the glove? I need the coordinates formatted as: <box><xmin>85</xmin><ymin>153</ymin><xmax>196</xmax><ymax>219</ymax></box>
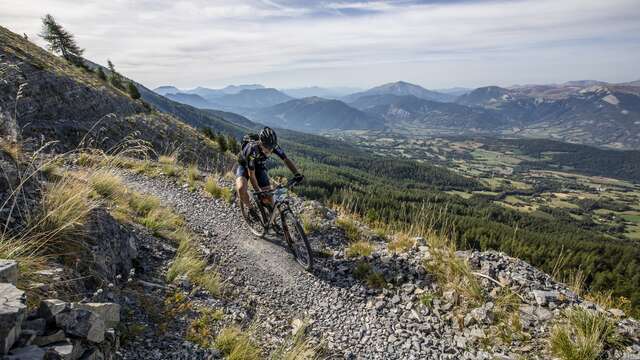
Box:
<box><xmin>292</xmin><ymin>173</ymin><xmax>304</xmax><ymax>184</ymax></box>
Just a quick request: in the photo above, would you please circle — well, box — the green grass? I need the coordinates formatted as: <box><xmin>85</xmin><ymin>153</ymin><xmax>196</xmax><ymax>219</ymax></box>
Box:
<box><xmin>186</xmin><ymin>307</ymin><xmax>224</xmax><ymax>348</ymax></box>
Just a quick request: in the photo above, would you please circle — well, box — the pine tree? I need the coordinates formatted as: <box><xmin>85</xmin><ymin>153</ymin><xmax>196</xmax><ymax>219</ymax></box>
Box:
<box><xmin>127</xmin><ymin>82</ymin><xmax>141</xmax><ymax>99</ymax></box>
<box><xmin>228</xmin><ymin>136</ymin><xmax>240</xmax><ymax>153</ymax></box>
<box><xmin>216</xmin><ymin>134</ymin><xmax>228</xmax><ymax>153</ymax></box>
<box><xmin>107</xmin><ymin>60</ymin><xmax>123</xmax><ymax>89</ymax></box>
<box><xmin>39</xmin><ymin>14</ymin><xmax>84</xmax><ymax>64</ymax></box>
<box><xmin>96</xmin><ymin>67</ymin><xmax>106</xmax><ymax>81</ymax></box>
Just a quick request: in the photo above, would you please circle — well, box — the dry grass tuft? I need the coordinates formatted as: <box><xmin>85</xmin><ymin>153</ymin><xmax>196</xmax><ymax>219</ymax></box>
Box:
<box><xmin>387</xmin><ymin>233</ymin><xmax>415</xmax><ymax>253</ymax></box>
<box><xmin>423</xmin><ymin>231</ymin><xmax>483</xmax><ymax>306</ymax></box>
<box><xmin>549</xmin><ymin>307</ymin><xmax>627</xmax><ymax>360</ymax></box>
<box><xmin>336</xmin><ymin>216</ymin><xmax>361</xmax><ymax>242</ymax></box>
<box><xmin>345</xmin><ymin>241</ymin><xmax>373</xmax><ymax>258</ymax></box>
<box><xmin>215</xmin><ymin>326</ymin><xmax>261</xmax><ymax>360</ymax></box>
<box><xmin>204</xmin><ymin>176</ymin><xmax>232</xmax><ymax>202</ymax></box>
<box><xmin>89</xmin><ymin>170</ymin><xmax>124</xmax><ymax>200</ymax></box>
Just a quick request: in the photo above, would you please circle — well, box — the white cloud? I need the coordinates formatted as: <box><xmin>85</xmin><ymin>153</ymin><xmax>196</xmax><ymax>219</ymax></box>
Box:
<box><xmin>1</xmin><ymin>0</ymin><xmax>639</xmax><ymax>89</ymax></box>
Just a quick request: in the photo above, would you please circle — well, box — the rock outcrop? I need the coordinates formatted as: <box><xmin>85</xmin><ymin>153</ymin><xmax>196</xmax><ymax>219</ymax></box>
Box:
<box><xmin>0</xmin><ymin>261</ymin><xmax>121</xmax><ymax>359</ymax></box>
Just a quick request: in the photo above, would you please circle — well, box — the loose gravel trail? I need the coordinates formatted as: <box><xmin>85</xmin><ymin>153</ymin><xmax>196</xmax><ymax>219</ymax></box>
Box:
<box><xmin>119</xmin><ymin>171</ymin><xmax>462</xmax><ymax>360</ymax></box>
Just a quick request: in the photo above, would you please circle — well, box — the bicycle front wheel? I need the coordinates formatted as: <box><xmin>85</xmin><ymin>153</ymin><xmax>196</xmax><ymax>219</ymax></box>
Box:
<box><xmin>239</xmin><ymin>195</ymin><xmax>267</xmax><ymax>237</ymax></box>
<box><xmin>281</xmin><ymin>211</ymin><xmax>314</xmax><ymax>271</ymax></box>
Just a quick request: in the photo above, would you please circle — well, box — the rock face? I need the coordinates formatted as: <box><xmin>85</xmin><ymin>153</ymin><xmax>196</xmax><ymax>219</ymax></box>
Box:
<box><xmin>0</xmin><ymin>283</ymin><xmax>26</xmax><ymax>354</ymax></box>
<box><xmin>0</xmin><ymin>26</ymin><xmax>224</xmax><ymax>166</ymax></box>
<box><xmin>0</xmin><ymin>260</ymin><xmax>18</xmax><ymax>285</ymax></box>
<box><xmin>55</xmin><ymin>309</ymin><xmax>105</xmax><ymax>343</ymax></box>
<box><xmin>82</xmin><ymin>208</ymin><xmax>138</xmax><ymax>286</ymax></box>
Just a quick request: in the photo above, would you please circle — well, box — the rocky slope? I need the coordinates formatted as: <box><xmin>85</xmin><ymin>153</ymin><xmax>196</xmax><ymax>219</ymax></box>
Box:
<box><xmin>0</xmin><ymin>26</ymin><xmax>220</xmax><ymax>163</ymax></box>
<box><xmin>87</xmin><ymin>167</ymin><xmax>640</xmax><ymax>359</ymax></box>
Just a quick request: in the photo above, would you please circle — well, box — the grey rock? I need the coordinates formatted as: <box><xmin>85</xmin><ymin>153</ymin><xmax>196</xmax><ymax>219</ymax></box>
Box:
<box><xmin>33</xmin><ymin>330</ymin><xmax>67</xmax><ymax>346</ymax></box>
<box><xmin>73</xmin><ymin>303</ymin><xmax>120</xmax><ymax>328</ymax></box>
<box><xmin>45</xmin><ymin>338</ymin><xmax>86</xmax><ymax>360</ymax></box>
<box><xmin>55</xmin><ymin>309</ymin><xmax>105</xmax><ymax>343</ymax></box>
<box><xmin>0</xmin><ymin>283</ymin><xmax>26</xmax><ymax>354</ymax></box>
<box><xmin>0</xmin><ymin>260</ymin><xmax>18</xmax><ymax>285</ymax></box>
<box><xmin>22</xmin><ymin>318</ymin><xmax>47</xmax><ymax>335</ymax></box>
<box><xmin>38</xmin><ymin>299</ymin><xmax>69</xmax><ymax>323</ymax></box>
<box><xmin>609</xmin><ymin>308</ymin><xmax>626</xmax><ymax>318</ymax></box>
<box><xmin>5</xmin><ymin>345</ymin><xmax>45</xmax><ymax>359</ymax></box>
<box><xmin>531</xmin><ymin>290</ymin><xmax>560</xmax><ymax>306</ymax></box>
<box><xmin>79</xmin><ymin>348</ymin><xmax>104</xmax><ymax>360</ymax></box>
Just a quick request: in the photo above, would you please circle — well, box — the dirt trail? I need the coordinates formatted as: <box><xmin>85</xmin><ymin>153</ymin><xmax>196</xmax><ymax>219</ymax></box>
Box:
<box><xmin>120</xmin><ymin>171</ymin><xmax>461</xmax><ymax>360</ymax></box>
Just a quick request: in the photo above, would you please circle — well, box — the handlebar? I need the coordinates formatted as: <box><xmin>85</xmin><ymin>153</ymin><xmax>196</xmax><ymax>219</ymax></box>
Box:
<box><xmin>252</xmin><ymin>177</ymin><xmax>301</xmax><ymax>196</ymax></box>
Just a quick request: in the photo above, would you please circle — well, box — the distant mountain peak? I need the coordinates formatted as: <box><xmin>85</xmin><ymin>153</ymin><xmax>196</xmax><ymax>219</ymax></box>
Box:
<box><xmin>345</xmin><ymin>81</ymin><xmax>455</xmax><ymax>103</ymax></box>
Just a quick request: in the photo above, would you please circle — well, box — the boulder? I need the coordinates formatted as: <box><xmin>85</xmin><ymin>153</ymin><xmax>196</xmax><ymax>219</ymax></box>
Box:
<box><xmin>79</xmin><ymin>348</ymin><xmax>104</xmax><ymax>360</ymax></box>
<box><xmin>531</xmin><ymin>290</ymin><xmax>560</xmax><ymax>306</ymax></box>
<box><xmin>22</xmin><ymin>318</ymin><xmax>47</xmax><ymax>335</ymax></box>
<box><xmin>38</xmin><ymin>299</ymin><xmax>69</xmax><ymax>324</ymax></box>
<box><xmin>33</xmin><ymin>330</ymin><xmax>67</xmax><ymax>346</ymax></box>
<box><xmin>5</xmin><ymin>345</ymin><xmax>45</xmax><ymax>359</ymax></box>
<box><xmin>73</xmin><ymin>303</ymin><xmax>120</xmax><ymax>328</ymax></box>
<box><xmin>0</xmin><ymin>283</ymin><xmax>27</xmax><ymax>354</ymax></box>
<box><xmin>55</xmin><ymin>309</ymin><xmax>105</xmax><ymax>343</ymax></box>
<box><xmin>45</xmin><ymin>339</ymin><xmax>86</xmax><ymax>360</ymax></box>
<box><xmin>0</xmin><ymin>260</ymin><xmax>18</xmax><ymax>285</ymax></box>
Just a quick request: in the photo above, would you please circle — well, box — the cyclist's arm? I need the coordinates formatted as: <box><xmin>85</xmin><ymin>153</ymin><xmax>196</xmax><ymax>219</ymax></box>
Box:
<box><xmin>274</xmin><ymin>146</ymin><xmax>299</xmax><ymax>175</ymax></box>
<box><xmin>283</xmin><ymin>158</ymin><xmax>299</xmax><ymax>175</ymax></box>
<box><xmin>247</xmin><ymin>169</ymin><xmax>262</xmax><ymax>191</ymax></box>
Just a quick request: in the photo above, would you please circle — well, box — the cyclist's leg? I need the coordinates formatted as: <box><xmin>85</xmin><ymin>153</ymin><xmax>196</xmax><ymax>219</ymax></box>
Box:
<box><xmin>256</xmin><ymin>166</ymin><xmax>273</xmax><ymax>207</ymax></box>
<box><xmin>235</xmin><ymin>165</ymin><xmax>252</xmax><ymax>208</ymax></box>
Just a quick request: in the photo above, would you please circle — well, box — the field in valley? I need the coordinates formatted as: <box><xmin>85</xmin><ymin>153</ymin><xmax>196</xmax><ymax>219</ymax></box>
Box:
<box><xmin>328</xmin><ymin>132</ymin><xmax>640</xmax><ymax>242</ymax></box>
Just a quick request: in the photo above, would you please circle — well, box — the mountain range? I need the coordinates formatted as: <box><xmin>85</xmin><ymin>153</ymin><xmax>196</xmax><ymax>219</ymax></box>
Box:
<box><xmin>154</xmin><ymin>78</ymin><xmax>640</xmax><ymax>150</ymax></box>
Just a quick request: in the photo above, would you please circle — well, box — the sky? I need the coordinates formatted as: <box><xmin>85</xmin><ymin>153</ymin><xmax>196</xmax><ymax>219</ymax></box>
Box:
<box><xmin>2</xmin><ymin>0</ymin><xmax>639</xmax><ymax>90</ymax></box>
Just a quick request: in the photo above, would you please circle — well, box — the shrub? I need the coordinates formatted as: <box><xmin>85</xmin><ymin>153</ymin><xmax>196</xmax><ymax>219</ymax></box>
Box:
<box><xmin>127</xmin><ymin>82</ymin><xmax>141</xmax><ymax>99</ymax></box>
<box><xmin>549</xmin><ymin>307</ymin><xmax>627</xmax><ymax>360</ymax></box>
<box><xmin>345</xmin><ymin>241</ymin><xmax>373</xmax><ymax>258</ymax></box>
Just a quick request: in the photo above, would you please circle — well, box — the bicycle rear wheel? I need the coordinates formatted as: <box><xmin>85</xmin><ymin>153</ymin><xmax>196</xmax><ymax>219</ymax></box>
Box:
<box><xmin>281</xmin><ymin>211</ymin><xmax>314</xmax><ymax>270</ymax></box>
<box><xmin>239</xmin><ymin>194</ymin><xmax>267</xmax><ymax>237</ymax></box>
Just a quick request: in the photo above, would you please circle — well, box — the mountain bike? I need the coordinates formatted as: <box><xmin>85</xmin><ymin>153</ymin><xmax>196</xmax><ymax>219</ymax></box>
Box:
<box><xmin>236</xmin><ymin>178</ymin><xmax>314</xmax><ymax>270</ymax></box>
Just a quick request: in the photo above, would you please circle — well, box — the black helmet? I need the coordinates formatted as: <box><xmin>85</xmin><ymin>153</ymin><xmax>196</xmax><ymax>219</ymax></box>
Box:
<box><xmin>259</xmin><ymin>127</ymin><xmax>278</xmax><ymax>149</ymax></box>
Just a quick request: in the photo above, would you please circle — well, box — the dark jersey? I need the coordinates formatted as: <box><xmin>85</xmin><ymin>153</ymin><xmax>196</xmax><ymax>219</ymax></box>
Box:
<box><xmin>239</xmin><ymin>141</ymin><xmax>287</xmax><ymax>170</ymax></box>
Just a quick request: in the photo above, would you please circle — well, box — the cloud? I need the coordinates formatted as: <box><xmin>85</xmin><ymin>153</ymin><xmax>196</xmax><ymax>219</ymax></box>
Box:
<box><xmin>1</xmin><ymin>0</ymin><xmax>639</xmax><ymax>89</ymax></box>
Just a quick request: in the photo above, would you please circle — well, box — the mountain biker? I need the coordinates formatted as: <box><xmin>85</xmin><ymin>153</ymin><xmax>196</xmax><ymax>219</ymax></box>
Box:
<box><xmin>235</xmin><ymin>127</ymin><xmax>303</xmax><ymax>222</ymax></box>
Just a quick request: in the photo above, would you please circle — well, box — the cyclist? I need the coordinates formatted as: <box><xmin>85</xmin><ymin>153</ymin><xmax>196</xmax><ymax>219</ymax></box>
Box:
<box><xmin>235</xmin><ymin>127</ymin><xmax>303</xmax><ymax>221</ymax></box>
